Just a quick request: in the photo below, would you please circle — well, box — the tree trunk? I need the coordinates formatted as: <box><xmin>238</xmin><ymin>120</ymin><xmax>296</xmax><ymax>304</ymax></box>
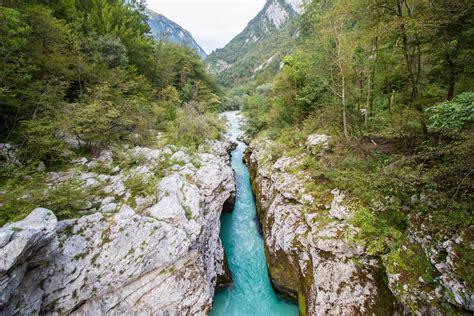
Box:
<box><xmin>443</xmin><ymin>29</ymin><xmax>456</xmax><ymax>100</ymax></box>
<box><xmin>342</xmin><ymin>73</ymin><xmax>349</xmax><ymax>139</ymax></box>
<box><xmin>396</xmin><ymin>0</ymin><xmax>428</xmax><ymax>136</ymax></box>
<box><xmin>365</xmin><ymin>37</ymin><xmax>378</xmax><ymax>127</ymax></box>
<box><xmin>333</xmin><ymin>21</ymin><xmax>349</xmax><ymax>139</ymax></box>
<box><xmin>78</xmin><ymin>63</ymin><xmax>83</xmax><ymax>97</ymax></box>
<box><xmin>388</xmin><ymin>89</ymin><xmax>395</xmax><ymax>125</ymax></box>
<box><xmin>353</xmin><ymin>66</ymin><xmax>364</xmax><ymax>135</ymax></box>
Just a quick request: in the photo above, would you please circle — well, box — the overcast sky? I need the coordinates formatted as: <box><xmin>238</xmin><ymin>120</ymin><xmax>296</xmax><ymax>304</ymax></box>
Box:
<box><xmin>147</xmin><ymin>0</ymin><xmax>266</xmax><ymax>54</ymax></box>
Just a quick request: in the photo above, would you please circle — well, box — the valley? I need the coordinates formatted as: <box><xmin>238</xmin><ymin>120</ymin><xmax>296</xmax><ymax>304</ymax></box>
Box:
<box><xmin>0</xmin><ymin>0</ymin><xmax>473</xmax><ymax>315</ymax></box>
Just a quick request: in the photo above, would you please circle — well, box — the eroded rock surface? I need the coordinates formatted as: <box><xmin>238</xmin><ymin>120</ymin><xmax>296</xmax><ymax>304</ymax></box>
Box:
<box><xmin>245</xmin><ymin>140</ymin><xmax>394</xmax><ymax>315</ymax></box>
<box><xmin>246</xmin><ymin>138</ymin><xmax>474</xmax><ymax>315</ymax></box>
<box><xmin>0</xmin><ymin>143</ymin><xmax>20</xmax><ymax>166</ymax></box>
<box><xmin>0</xmin><ymin>141</ymin><xmax>236</xmax><ymax>315</ymax></box>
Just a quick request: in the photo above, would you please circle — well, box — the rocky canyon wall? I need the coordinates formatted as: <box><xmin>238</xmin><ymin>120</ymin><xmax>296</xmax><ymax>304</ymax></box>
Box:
<box><xmin>0</xmin><ymin>141</ymin><xmax>236</xmax><ymax>315</ymax></box>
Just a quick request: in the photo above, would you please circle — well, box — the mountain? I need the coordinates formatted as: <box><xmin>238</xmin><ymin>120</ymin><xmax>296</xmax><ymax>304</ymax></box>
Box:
<box><xmin>206</xmin><ymin>0</ymin><xmax>305</xmax><ymax>86</ymax></box>
<box><xmin>146</xmin><ymin>8</ymin><xmax>207</xmax><ymax>59</ymax></box>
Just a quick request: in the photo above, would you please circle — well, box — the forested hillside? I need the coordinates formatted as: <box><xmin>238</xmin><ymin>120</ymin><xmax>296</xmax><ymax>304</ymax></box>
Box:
<box><xmin>0</xmin><ymin>0</ymin><xmax>223</xmax><ymax>224</ymax></box>
<box><xmin>240</xmin><ymin>0</ymin><xmax>474</xmax><ymax>313</ymax></box>
<box><xmin>245</xmin><ymin>0</ymin><xmax>474</xmax><ymax>136</ymax></box>
<box><xmin>206</xmin><ymin>0</ymin><xmax>303</xmax><ymax>88</ymax></box>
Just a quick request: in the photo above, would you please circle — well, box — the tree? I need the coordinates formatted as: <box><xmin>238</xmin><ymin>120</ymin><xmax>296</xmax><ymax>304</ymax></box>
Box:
<box><xmin>0</xmin><ymin>7</ymin><xmax>31</xmax><ymax>140</ymax></box>
<box><xmin>93</xmin><ymin>34</ymin><xmax>128</xmax><ymax>68</ymax></box>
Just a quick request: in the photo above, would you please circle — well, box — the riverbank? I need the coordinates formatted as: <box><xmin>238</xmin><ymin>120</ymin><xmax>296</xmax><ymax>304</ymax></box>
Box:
<box><xmin>244</xmin><ymin>135</ymin><xmax>474</xmax><ymax>315</ymax></box>
<box><xmin>0</xmin><ymin>140</ymin><xmax>235</xmax><ymax>314</ymax></box>
<box><xmin>245</xmin><ymin>138</ymin><xmax>394</xmax><ymax>315</ymax></box>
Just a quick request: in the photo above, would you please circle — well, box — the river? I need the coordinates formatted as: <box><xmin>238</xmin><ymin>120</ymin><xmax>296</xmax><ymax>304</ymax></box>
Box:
<box><xmin>210</xmin><ymin>111</ymin><xmax>298</xmax><ymax>316</ymax></box>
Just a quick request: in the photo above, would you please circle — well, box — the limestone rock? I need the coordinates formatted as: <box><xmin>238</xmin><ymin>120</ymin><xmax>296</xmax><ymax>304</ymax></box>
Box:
<box><xmin>329</xmin><ymin>189</ymin><xmax>351</xmax><ymax>220</ymax></box>
<box><xmin>246</xmin><ymin>138</ymin><xmax>473</xmax><ymax>315</ymax></box>
<box><xmin>305</xmin><ymin>134</ymin><xmax>329</xmax><ymax>154</ymax></box>
<box><xmin>170</xmin><ymin>150</ymin><xmax>191</xmax><ymax>164</ymax></box>
<box><xmin>245</xmin><ymin>140</ymin><xmax>394</xmax><ymax>315</ymax></box>
<box><xmin>0</xmin><ymin>143</ymin><xmax>20</xmax><ymax>166</ymax></box>
<box><xmin>409</xmin><ymin>213</ymin><xmax>474</xmax><ymax>312</ymax></box>
<box><xmin>37</xmin><ymin>162</ymin><xmax>46</xmax><ymax>172</ymax></box>
<box><xmin>0</xmin><ymin>140</ymin><xmax>236</xmax><ymax>314</ymax></box>
<box><xmin>0</xmin><ymin>208</ymin><xmax>58</xmax><ymax>312</ymax></box>
<box><xmin>72</xmin><ymin>157</ymin><xmax>88</xmax><ymax>165</ymax></box>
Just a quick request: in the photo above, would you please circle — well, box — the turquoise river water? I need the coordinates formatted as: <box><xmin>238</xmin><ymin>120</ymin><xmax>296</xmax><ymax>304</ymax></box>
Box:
<box><xmin>210</xmin><ymin>112</ymin><xmax>298</xmax><ymax>316</ymax></box>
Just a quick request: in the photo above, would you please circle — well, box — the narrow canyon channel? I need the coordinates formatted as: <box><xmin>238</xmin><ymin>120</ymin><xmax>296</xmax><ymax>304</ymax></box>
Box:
<box><xmin>210</xmin><ymin>112</ymin><xmax>298</xmax><ymax>315</ymax></box>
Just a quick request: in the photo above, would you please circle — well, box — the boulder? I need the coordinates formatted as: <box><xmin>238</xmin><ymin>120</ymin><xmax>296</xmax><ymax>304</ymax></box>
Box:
<box><xmin>0</xmin><ymin>143</ymin><xmax>20</xmax><ymax>166</ymax></box>
<box><xmin>329</xmin><ymin>189</ymin><xmax>351</xmax><ymax>220</ymax></box>
<box><xmin>0</xmin><ymin>208</ymin><xmax>58</xmax><ymax>312</ymax></box>
<box><xmin>305</xmin><ymin>134</ymin><xmax>329</xmax><ymax>154</ymax></box>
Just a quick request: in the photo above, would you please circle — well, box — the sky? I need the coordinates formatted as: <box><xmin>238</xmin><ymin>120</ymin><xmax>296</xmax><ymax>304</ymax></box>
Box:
<box><xmin>147</xmin><ymin>0</ymin><xmax>266</xmax><ymax>54</ymax></box>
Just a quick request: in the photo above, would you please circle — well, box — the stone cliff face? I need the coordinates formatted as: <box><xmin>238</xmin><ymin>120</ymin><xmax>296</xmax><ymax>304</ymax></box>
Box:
<box><xmin>245</xmin><ymin>139</ymin><xmax>394</xmax><ymax>315</ymax></box>
<box><xmin>0</xmin><ymin>141</ymin><xmax>235</xmax><ymax>314</ymax></box>
<box><xmin>245</xmin><ymin>137</ymin><xmax>474</xmax><ymax>315</ymax></box>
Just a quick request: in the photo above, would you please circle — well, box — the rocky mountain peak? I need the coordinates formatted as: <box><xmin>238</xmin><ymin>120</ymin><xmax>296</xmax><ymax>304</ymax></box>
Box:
<box><xmin>265</xmin><ymin>1</ymin><xmax>290</xmax><ymax>29</ymax></box>
<box><xmin>206</xmin><ymin>0</ymin><xmax>306</xmax><ymax>84</ymax></box>
<box><xmin>263</xmin><ymin>0</ymin><xmax>305</xmax><ymax>29</ymax></box>
<box><xmin>146</xmin><ymin>8</ymin><xmax>207</xmax><ymax>58</ymax></box>
<box><xmin>258</xmin><ymin>0</ymin><xmax>304</xmax><ymax>33</ymax></box>
<box><xmin>285</xmin><ymin>0</ymin><xmax>305</xmax><ymax>14</ymax></box>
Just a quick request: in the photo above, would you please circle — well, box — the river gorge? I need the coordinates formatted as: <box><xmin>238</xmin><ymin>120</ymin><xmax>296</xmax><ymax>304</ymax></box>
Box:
<box><xmin>1</xmin><ymin>110</ymin><xmax>472</xmax><ymax>315</ymax></box>
<box><xmin>211</xmin><ymin>112</ymin><xmax>298</xmax><ymax>315</ymax></box>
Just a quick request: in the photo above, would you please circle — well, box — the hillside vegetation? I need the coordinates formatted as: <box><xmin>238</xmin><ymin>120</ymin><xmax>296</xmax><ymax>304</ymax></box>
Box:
<box><xmin>241</xmin><ymin>0</ymin><xmax>474</xmax><ymax>313</ymax></box>
<box><xmin>206</xmin><ymin>0</ymin><xmax>301</xmax><ymax>88</ymax></box>
<box><xmin>0</xmin><ymin>0</ymin><xmax>223</xmax><ymax>225</ymax></box>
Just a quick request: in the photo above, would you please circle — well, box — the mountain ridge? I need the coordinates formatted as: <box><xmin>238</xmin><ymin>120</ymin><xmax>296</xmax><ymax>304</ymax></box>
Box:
<box><xmin>206</xmin><ymin>0</ymin><xmax>305</xmax><ymax>85</ymax></box>
<box><xmin>146</xmin><ymin>8</ymin><xmax>207</xmax><ymax>59</ymax></box>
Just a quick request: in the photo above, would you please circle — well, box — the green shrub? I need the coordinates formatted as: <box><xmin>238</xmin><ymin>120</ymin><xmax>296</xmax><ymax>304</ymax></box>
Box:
<box><xmin>112</xmin><ymin>149</ymin><xmax>147</xmax><ymax>169</ymax></box>
<box><xmin>427</xmin><ymin>93</ymin><xmax>474</xmax><ymax>136</ymax></box>
<box><xmin>0</xmin><ymin>172</ymin><xmax>93</xmax><ymax>226</ymax></box>
<box><xmin>93</xmin><ymin>34</ymin><xmax>129</xmax><ymax>68</ymax></box>
<box><xmin>21</xmin><ymin>116</ymin><xmax>69</xmax><ymax>163</ymax></box>
<box><xmin>165</xmin><ymin>106</ymin><xmax>224</xmax><ymax>149</ymax></box>
<box><xmin>124</xmin><ymin>174</ymin><xmax>156</xmax><ymax>197</ymax></box>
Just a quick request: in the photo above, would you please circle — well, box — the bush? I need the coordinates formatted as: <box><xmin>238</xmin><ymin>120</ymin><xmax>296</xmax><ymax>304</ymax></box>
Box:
<box><xmin>165</xmin><ymin>105</ymin><xmax>224</xmax><ymax>149</ymax></box>
<box><xmin>0</xmin><ymin>171</ymin><xmax>93</xmax><ymax>225</ymax></box>
<box><xmin>71</xmin><ymin>69</ymin><xmax>155</xmax><ymax>153</ymax></box>
<box><xmin>426</xmin><ymin>92</ymin><xmax>474</xmax><ymax>136</ymax></box>
<box><xmin>21</xmin><ymin>116</ymin><xmax>69</xmax><ymax>162</ymax></box>
<box><xmin>153</xmin><ymin>86</ymin><xmax>180</xmax><ymax>129</ymax></box>
<box><xmin>94</xmin><ymin>34</ymin><xmax>129</xmax><ymax>68</ymax></box>
<box><xmin>73</xmin><ymin>99</ymin><xmax>121</xmax><ymax>148</ymax></box>
<box><xmin>124</xmin><ymin>174</ymin><xmax>156</xmax><ymax>197</ymax></box>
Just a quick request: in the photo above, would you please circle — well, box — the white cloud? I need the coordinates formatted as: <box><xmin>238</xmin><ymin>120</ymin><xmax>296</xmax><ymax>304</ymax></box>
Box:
<box><xmin>146</xmin><ymin>1</ymin><xmax>266</xmax><ymax>53</ymax></box>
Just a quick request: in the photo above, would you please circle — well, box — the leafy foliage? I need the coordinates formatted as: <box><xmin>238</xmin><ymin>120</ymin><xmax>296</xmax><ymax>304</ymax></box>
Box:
<box><xmin>0</xmin><ymin>170</ymin><xmax>94</xmax><ymax>226</ymax></box>
<box><xmin>243</xmin><ymin>0</ymin><xmax>474</xmax><ymax>141</ymax></box>
<box><xmin>0</xmin><ymin>0</ymin><xmax>225</xmax><ymax>224</ymax></box>
<box><xmin>0</xmin><ymin>0</ymin><xmax>222</xmax><ymax>162</ymax></box>
<box><xmin>165</xmin><ymin>106</ymin><xmax>224</xmax><ymax>149</ymax></box>
<box><xmin>240</xmin><ymin>0</ymin><xmax>474</xmax><ymax>312</ymax></box>
<box><xmin>427</xmin><ymin>92</ymin><xmax>474</xmax><ymax>136</ymax></box>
